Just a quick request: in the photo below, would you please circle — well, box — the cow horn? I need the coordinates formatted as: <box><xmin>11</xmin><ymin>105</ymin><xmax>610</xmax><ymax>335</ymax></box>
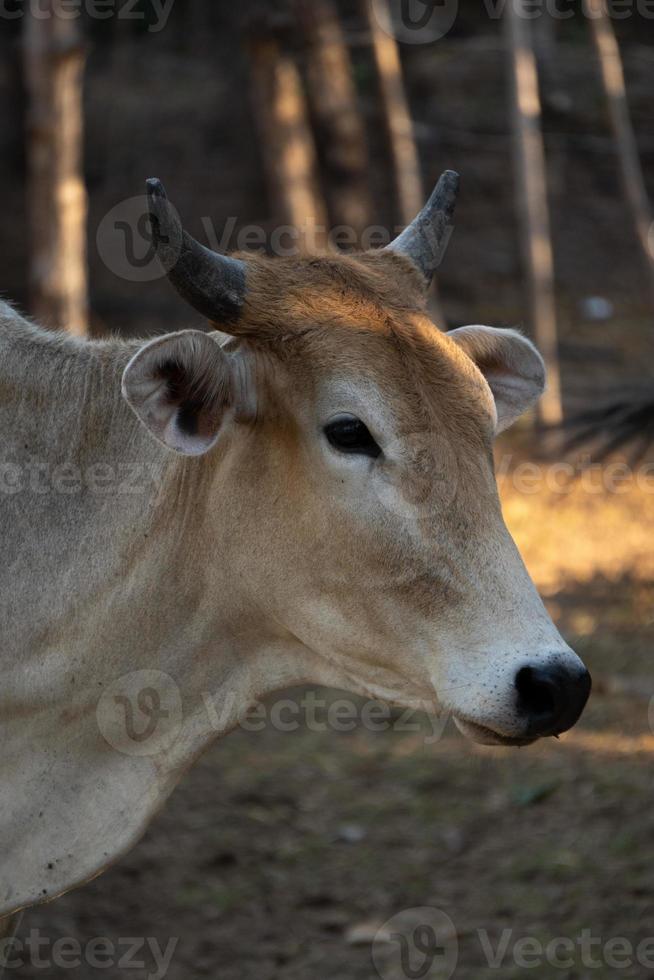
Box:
<box><xmin>146</xmin><ymin>178</ymin><xmax>246</xmax><ymax>322</ymax></box>
<box><xmin>386</xmin><ymin>170</ymin><xmax>460</xmax><ymax>283</ymax></box>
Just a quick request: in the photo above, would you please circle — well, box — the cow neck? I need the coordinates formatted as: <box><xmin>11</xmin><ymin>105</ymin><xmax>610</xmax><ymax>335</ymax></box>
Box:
<box><xmin>0</xmin><ymin>310</ymin><xmax>220</xmax><ymax>572</ymax></box>
<box><xmin>1</xmin><ymin>310</ymin><xmax>138</xmax><ymax>456</ymax></box>
<box><xmin>0</xmin><ymin>309</ymin><xmax>343</xmax><ymax>703</ymax></box>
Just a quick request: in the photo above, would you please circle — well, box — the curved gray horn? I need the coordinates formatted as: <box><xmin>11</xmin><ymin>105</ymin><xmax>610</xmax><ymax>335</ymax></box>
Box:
<box><xmin>386</xmin><ymin>170</ymin><xmax>460</xmax><ymax>282</ymax></box>
<box><xmin>146</xmin><ymin>178</ymin><xmax>246</xmax><ymax>322</ymax></box>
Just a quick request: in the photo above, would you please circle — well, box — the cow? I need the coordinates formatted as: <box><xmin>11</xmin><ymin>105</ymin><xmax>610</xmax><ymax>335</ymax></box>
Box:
<box><xmin>0</xmin><ymin>171</ymin><xmax>590</xmax><ymax>938</ymax></box>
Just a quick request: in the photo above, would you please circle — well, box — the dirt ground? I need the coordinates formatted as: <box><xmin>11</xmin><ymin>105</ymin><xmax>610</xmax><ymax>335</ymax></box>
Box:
<box><xmin>7</xmin><ymin>468</ymin><xmax>654</xmax><ymax>980</ymax></box>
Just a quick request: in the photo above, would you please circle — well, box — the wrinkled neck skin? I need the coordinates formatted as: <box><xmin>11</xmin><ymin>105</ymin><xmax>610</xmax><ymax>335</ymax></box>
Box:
<box><xmin>0</xmin><ymin>310</ymin><xmax>359</xmax><ymax>730</ymax></box>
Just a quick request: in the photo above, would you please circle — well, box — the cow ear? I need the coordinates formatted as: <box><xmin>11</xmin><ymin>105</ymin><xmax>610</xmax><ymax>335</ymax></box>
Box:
<box><xmin>121</xmin><ymin>330</ymin><xmax>232</xmax><ymax>455</ymax></box>
<box><xmin>447</xmin><ymin>326</ymin><xmax>546</xmax><ymax>433</ymax></box>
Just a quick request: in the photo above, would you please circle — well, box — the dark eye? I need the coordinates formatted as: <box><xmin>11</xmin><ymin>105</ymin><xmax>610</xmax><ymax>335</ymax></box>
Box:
<box><xmin>324</xmin><ymin>416</ymin><xmax>381</xmax><ymax>459</ymax></box>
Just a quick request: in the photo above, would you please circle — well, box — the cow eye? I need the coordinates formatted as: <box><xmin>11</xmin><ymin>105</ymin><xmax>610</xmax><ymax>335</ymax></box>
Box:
<box><xmin>324</xmin><ymin>416</ymin><xmax>381</xmax><ymax>459</ymax></box>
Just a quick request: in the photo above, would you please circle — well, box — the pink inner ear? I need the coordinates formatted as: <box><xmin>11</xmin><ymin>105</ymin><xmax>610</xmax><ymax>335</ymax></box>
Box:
<box><xmin>158</xmin><ymin>363</ymin><xmax>227</xmax><ymax>455</ymax></box>
<box><xmin>162</xmin><ymin>412</ymin><xmax>221</xmax><ymax>456</ymax></box>
<box><xmin>122</xmin><ymin>331</ymin><xmax>232</xmax><ymax>456</ymax></box>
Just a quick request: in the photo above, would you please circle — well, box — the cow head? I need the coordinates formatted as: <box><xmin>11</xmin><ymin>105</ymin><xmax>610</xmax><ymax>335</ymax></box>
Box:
<box><xmin>122</xmin><ymin>174</ymin><xmax>590</xmax><ymax>746</ymax></box>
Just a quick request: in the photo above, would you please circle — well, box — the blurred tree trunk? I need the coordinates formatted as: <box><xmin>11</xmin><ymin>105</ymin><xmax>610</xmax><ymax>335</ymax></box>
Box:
<box><xmin>248</xmin><ymin>32</ymin><xmax>328</xmax><ymax>252</ymax></box>
<box><xmin>533</xmin><ymin>10</ymin><xmax>557</xmax><ymax>67</ymax></box>
<box><xmin>505</xmin><ymin>0</ymin><xmax>563</xmax><ymax>425</ymax></box>
<box><xmin>23</xmin><ymin>6</ymin><xmax>88</xmax><ymax>336</ymax></box>
<box><xmin>364</xmin><ymin>0</ymin><xmax>422</xmax><ymax>225</ymax></box>
<box><xmin>584</xmin><ymin>0</ymin><xmax>654</xmax><ymax>306</ymax></box>
<box><xmin>294</xmin><ymin>0</ymin><xmax>373</xmax><ymax>241</ymax></box>
<box><xmin>364</xmin><ymin>0</ymin><xmax>446</xmax><ymax>324</ymax></box>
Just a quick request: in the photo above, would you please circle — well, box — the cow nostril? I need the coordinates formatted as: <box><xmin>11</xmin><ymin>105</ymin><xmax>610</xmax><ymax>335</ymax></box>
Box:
<box><xmin>515</xmin><ymin>666</ymin><xmax>557</xmax><ymax>720</ymax></box>
<box><xmin>515</xmin><ymin>664</ymin><xmax>591</xmax><ymax>737</ymax></box>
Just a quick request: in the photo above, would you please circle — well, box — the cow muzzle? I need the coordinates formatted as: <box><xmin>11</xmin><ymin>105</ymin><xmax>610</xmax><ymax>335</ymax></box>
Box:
<box><xmin>514</xmin><ymin>662</ymin><xmax>591</xmax><ymax>738</ymax></box>
<box><xmin>451</xmin><ymin>657</ymin><xmax>592</xmax><ymax>747</ymax></box>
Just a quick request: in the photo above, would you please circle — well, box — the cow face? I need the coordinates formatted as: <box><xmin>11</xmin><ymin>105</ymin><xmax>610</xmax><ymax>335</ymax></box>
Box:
<box><xmin>121</xmin><ymin>178</ymin><xmax>590</xmax><ymax>746</ymax></box>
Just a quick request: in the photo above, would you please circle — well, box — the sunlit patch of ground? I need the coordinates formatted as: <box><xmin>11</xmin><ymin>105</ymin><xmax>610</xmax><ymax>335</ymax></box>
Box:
<box><xmin>499</xmin><ymin>451</ymin><xmax>654</xmax><ymax>593</ymax></box>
